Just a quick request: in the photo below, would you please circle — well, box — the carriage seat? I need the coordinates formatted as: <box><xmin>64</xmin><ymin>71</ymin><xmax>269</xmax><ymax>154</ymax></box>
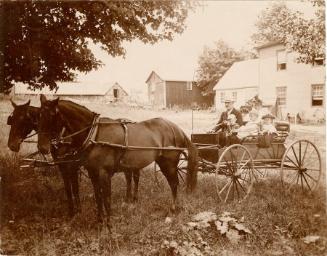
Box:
<box><xmin>274</xmin><ymin>121</ymin><xmax>290</xmax><ymax>132</ymax></box>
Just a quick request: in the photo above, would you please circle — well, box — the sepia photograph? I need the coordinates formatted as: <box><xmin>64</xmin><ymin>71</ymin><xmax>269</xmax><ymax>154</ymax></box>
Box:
<box><xmin>0</xmin><ymin>0</ymin><xmax>326</xmax><ymax>255</ymax></box>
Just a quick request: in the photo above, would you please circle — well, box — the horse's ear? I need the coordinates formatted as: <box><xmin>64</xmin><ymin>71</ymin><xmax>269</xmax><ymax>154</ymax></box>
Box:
<box><xmin>40</xmin><ymin>94</ymin><xmax>47</xmax><ymax>105</ymax></box>
<box><xmin>10</xmin><ymin>98</ymin><xmax>17</xmax><ymax>108</ymax></box>
<box><xmin>23</xmin><ymin>100</ymin><xmax>30</xmax><ymax>107</ymax></box>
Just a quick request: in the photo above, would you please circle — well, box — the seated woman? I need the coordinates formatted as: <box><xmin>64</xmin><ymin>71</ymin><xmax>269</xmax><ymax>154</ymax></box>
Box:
<box><xmin>236</xmin><ymin>110</ymin><xmax>260</xmax><ymax>139</ymax></box>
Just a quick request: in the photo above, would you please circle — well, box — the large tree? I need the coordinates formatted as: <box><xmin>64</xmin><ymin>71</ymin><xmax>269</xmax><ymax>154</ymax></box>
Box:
<box><xmin>195</xmin><ymin>40</ymin><xmax>256</xmax><ymax>94</ymax></box>
<box><xmin>0</xmin><ymin>0</ymin><xmax>193</xmax><ymax>93</ymax></box>
<box><xmin>252</xmin><ymin>0</ymin><xmax>325</xmax><ymax>64</ymax></box>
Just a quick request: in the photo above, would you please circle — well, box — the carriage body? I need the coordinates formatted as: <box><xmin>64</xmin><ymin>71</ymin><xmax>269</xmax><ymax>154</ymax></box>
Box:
<box><xmin>191</xmin><ymin>120</ymin><xmax>321</xmax><ymax>202</ymax></box>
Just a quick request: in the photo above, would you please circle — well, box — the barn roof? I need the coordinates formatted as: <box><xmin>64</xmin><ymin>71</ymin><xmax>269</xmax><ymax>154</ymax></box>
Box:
<box><xmin>213</xmin><ymin>59</ymin><xmax>259</xmax><ymax>91</ymax></box>
<box><xmin>145</xmin><ymin>69</ymin><xmax>195</xmax><ymax>83</ymax></box>
<box><xmin>109</xmin><ymin>82</ymin><xmax>129</xmax><ymax>96</ymax></box>
<box><xmin>15</xmin><ymin>81</ymin><xmax>118</xmax><ymax>96</ymax></box>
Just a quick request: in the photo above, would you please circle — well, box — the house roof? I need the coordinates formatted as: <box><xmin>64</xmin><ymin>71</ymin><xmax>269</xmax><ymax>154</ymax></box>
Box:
<box><xmin>145</xmin><ymin>69</ymin><xmax>195</xmax><ymax>83</ymax></box>
<box><xmin>15</xmin><ymin>81</ymin><xmax>119</xmax><ymax>96</ymax></box>
<box><xmin>254</xmin><ymin>41</ymin><xmax>283</xmax><ymax>50</ymax></box>
<box><xmin>213</xmin><ymin>59</ymin><xmax>259</xmax><ymax>91</ymax></box>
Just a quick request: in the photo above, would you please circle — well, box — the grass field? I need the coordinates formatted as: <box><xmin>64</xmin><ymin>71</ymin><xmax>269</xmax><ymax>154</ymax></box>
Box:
<box><xmin>0</xmin><ymin>98</ymin><xmax>326</xmax><ymax>255</ymax></box>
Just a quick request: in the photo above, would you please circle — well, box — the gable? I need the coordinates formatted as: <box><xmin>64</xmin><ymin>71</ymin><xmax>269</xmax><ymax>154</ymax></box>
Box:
<box><xmin>105</xmin><ymin>82</ymin><xmax>129</xmax><ymax>96</ymax></box>
<box><xmin>145</xmin><ymin>71</ymin><xmax>164</xmax><ymax>84</ymax></box>
<box><xmin>214</xmin><ymin>59</ymin><xmax>259</xmax><ymax>91</ymax></box>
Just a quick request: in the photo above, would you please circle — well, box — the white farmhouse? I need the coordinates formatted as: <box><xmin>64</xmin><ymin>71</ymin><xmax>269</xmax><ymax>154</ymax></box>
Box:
<box><xmin>214</xmin><ymin>42</ymin><xmax>325</xmax><ymax>121</ymax></box>
<box><xmin>256</xmin><ymin>42</ymin><xmax>325</xmax><ymax>121</ymax></box>
<box><xmin>213</xmin><ymin>59</ymin><xmax>259</xmax><ymax>109</ymax></box>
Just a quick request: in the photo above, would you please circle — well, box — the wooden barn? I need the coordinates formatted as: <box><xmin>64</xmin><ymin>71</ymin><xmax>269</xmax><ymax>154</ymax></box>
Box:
<box><xmin>14</xmin><ymin>81</ymin><xmax>129</xmax><ymax>103</ymax></box>
<box><xmin>145</xmin><ymin>71</ymin><xmax>214</xmax><ymax>109</ymax></box>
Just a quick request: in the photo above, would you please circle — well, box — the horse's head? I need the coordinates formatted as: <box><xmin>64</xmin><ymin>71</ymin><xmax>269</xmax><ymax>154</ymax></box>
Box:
<box><xmin>37</xmin><ymin>94</ymin><xmax>62</xmax><ymax>154</ymax></box>
<box><xmin>7</xmin><ymin>99</ymin><xmax>35</xmax><ymax>152</ymax></box>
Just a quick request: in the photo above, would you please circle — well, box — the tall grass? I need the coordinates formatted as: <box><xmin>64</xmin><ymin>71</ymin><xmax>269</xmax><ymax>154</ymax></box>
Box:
<box><xmin>0</xmin><ymin>99</ymin><xmax>326</xmax><ymax>255</ymax></box>
<box><xmin>1</xmin><ymin>155</ymin><xmax>326</xmax><ymax>255</ymax></box>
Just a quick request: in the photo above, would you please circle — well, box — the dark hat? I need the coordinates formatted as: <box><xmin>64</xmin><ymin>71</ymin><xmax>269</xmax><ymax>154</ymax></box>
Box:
<box><xmin>262</xmin><ymin>113</ymin><xmax>275</xmax><ymax>119</ymax></box>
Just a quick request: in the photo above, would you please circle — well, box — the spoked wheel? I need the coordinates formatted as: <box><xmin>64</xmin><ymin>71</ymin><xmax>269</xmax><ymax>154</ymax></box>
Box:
<box><xmin>216</xmin><ymin>144</ymin><xmax>254</xmax><ymax>203</ymax></box>
<box><xmin>281</xmin><ymin>140</ymin><xmax>321</xmax><ymax>192</ymax></box>
<box><xmin>153</xmin><ymin>151</ymin><xmax>188</xmax><ymax>187</ymax></box>
<box><xmin>253</xmin><ymin>167</ymin><xmax>268</xmax><ymax>181</ymax></box>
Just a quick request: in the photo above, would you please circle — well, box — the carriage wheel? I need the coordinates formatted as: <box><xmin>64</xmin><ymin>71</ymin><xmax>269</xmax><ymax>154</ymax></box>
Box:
<box><xmin>153</xmin><ymin>151</ymin><xmax>188</xmax><ymax>187</ymax></box>
<box><xmin>253</xmin><ymin>167</ymin><xmax>268</xmax><ymax>181</ymax></box>
<box><xmin>281</xmin><ymin>140</ymin><xmax>321</xmax><ymax>191</ymax></box>
<box><xmin>216</xmin><ymin>144</ymin><xmax>254</xmax><ymax>203</ymax></box>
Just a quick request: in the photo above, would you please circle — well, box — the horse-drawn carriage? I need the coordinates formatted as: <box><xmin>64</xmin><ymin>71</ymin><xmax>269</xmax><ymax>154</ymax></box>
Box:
<box><xmin>8</xmin><ymin>97</ymin><xmax>322</xmax><ymax>221</ymax></box>
<box><xmin>189</xmin><ymin>120</ymin><xmax>321</xmax><ymax>202</ymax></box>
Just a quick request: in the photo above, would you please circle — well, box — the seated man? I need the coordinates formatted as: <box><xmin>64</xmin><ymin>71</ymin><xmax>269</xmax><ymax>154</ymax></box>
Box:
<box><xmin>212</xmin><ymin>96</ymin><xmax>243</xmax><ymax>132</ymax></box>
<box><xmin>237</xmin><ymin>110</ymin><xmax>260</xmax><ymax>139</ymax></box>
<box><xmin>225</xmin><ymin>114</ymin><xmax>242</xmax><ymax>145</ymax></box>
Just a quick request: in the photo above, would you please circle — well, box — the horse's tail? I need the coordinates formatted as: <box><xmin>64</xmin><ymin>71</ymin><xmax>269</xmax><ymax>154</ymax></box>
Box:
<box><xmin>182</xmin><ymin>132</ymin><xmax>198</xmax><ymax>192</ymax></box>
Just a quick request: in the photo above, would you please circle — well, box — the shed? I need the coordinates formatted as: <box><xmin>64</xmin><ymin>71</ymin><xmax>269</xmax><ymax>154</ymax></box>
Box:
<box><xmin>145</xmin><ymin>70</ymin><xmax>214</xmax><ymax>109</ymax></box>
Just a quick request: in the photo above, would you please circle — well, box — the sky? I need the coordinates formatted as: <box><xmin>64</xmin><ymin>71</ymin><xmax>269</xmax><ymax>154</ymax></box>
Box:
<box><xmin>77</xmin><ymin>0</ymin><xmax>316</xmax><ymax>95</ymax></box>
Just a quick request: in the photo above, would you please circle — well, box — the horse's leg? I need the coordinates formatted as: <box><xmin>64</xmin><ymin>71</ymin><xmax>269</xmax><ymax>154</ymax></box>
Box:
<box><xmin>123</xmin><ymin>170</ymin><xmax>132</xmax><ymax>203</ymax></box>
<box><xmin>88</xmin><ymin>169</ymin><xmax>104</xmax><ymax>222</ymax></box>
<box><xmin>71</xmin><ymin>165</ymin><xmax>81</xmax><ymax>213</ymax></box>
<box><xmin>156</xmin><ymin>158</ymin><xmax>179</xmax><ymax>212</ymax></box>
<box><xmin>132</xmin><ymin>169</ymin><xmax>140</xmax><ymax>202</ymax></box>
<box><xmin>99</xmin><ymin>168</ymin><xmax>112</xmax><ymax>218</ymax></box>
<box><xmin>59</xmin><ymin>166</ymin><xmax>74</xmax><ymax>217</ymax></box>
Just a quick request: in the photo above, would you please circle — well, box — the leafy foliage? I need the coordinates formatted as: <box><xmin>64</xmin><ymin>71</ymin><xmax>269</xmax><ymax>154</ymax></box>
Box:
<box><xmin>187</xmin><ymin>211</ymin><xmax>252</xmax><ymax>245</ymax></box>
<box><xmin>252</xmin><ymin>0</ymin><xmax>325</xmax><ymax>64</ymax></box>
<box><xmin>195</xmin><ymin>40</ymin><xmax>256</xmax><ymax>94</ymax></box>
<box><xmin>0</xmin><ymin>1</ymin><xmax>193</xmax><ymax>93</ymax></box>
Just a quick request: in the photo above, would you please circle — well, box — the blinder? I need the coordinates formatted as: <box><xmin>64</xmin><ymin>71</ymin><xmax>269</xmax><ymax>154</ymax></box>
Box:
<box><xmin>7</xmin><ymin>114</ymin><xmax>13</xmax><ymax>125</ymax></box>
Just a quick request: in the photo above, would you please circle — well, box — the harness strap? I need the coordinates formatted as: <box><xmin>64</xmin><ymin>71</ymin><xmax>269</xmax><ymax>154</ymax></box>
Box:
<box><xmin>113</xmin><ymin>123</ymin><xmax>128</xmax><ymax>171</ymax></box>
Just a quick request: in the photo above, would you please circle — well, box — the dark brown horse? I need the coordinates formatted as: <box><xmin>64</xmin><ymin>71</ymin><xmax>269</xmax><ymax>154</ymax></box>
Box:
<box><xmin>7</xmin><ymin>100</ymin><xmax>140</xmax><ymax>217</ymax></box>
<box><xmin>7</xmin><ymin>99</ymin><xmax>81</xmax><ymax>216</ymax></box>
<box><xmin>37</xmin><ymin>95</ymin><xmax>198</xmax><ymax>221</ymax></box>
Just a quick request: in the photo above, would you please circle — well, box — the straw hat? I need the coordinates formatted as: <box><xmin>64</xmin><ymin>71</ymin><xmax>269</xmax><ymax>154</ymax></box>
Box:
<box><xmin>262</xmin><ymin>113</ymin><xmax>276</xmax><ymax>119</ymax></box>
<box><xmin>224</xmin><ymin>95</ymin><xmax>234</xmax><ymax>103</ymax></box>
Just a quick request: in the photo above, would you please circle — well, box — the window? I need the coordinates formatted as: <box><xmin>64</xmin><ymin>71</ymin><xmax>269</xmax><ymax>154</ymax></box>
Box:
<box><xmin>277</xmin><ymin>50</ymin><xmax>287</xmax><ymax>70</ymax></box>
<box><xmin>220</xmin><ymin>92</ymin><xmax>225</xmax><ymax>103</ymax></box>
<box><xmin>186</xmin><ymin>82</ymin><xmax>192</xmax><ymax>90</ymax></box>
<box><xmin>113</xmin><ymin>88</ymin><xmax>118</xmax><ymax>98</ymax></box>
<box><xmin>232</xmin><ymin>92</ymin><xmax>237</xmax><ymax>102</ymax></box>
<box><xmin>314</xmin><ymin>58</ymin><xmax>324</xmax><ymax>66</ymax></box>
<box><xmin>276</xmin><ymin>86</ymin><xmax>287</xmax><ymax>106</ymax></box>
<box><xmin>312</xmin><ymin>84</ymin><xmax>324</xmax><ymax>106</ymax></box>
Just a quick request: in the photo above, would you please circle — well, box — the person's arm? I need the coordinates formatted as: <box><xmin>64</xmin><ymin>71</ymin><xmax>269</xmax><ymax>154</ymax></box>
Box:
<box><xmin>236</xmin><ymin>111</ymin><xmax>243</xmax><ymax>126</ymax></box>
<box><xmin>217</xmin><ymin>112</ymin><xmax>224</xmax><ymax>125</ymax></box>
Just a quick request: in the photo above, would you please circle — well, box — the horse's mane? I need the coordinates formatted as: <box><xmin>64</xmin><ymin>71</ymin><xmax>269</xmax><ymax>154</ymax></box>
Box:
<box><xmin>57</xmin><ymin>100</ymin><xmax>98</xmax><ymax>131</ymax></box>
<box><xmin>58</xmin><ymin>100</ymin><xmax>96</xmax><ymax>116</ymax></box>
